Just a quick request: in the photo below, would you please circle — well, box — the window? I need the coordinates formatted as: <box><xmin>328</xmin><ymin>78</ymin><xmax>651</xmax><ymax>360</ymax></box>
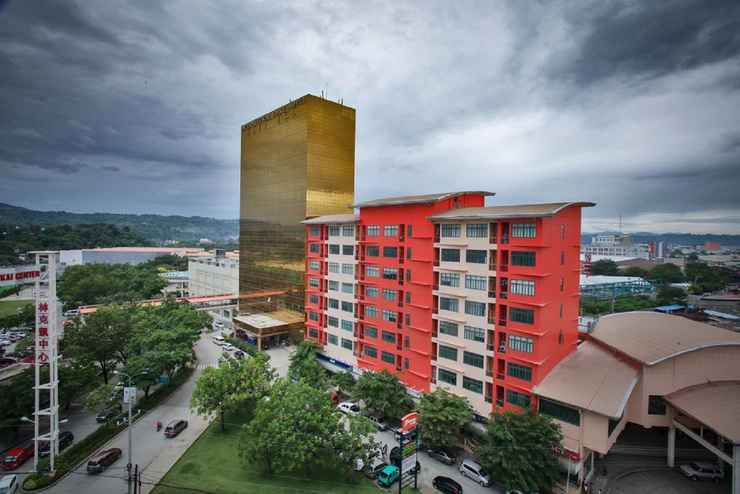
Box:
<box><xmin>367</xmin><ymin>265</ymin><xmax>380</xmax><ymax>277</ymax></box>
<box><xmin>382</xmin><ymin>288</ymin><xmax>397</xmax><ymax>301</ymax></box>
<box><xmin>308</xmin><ymin>311</ymin><xmax>319</xmax><ymax>321</ymax></box>
<box><xmin>384</xmin><ymin>225</ymin><xmax>398</xmax><ymax>237</ymax></box>
<box><xmin>407</xmin><ymin>247</ymin><xmax>413</xmax><ymax>259</ymax></box>
<box><xmin>509</xmin><ymin>335</ymin><xmax>534</xmax><ymax>353</ymax></box>
<box><xmin>329</xmin><ymin>244</ymin><xmax>340</xmax><ymax>255</ymax></box>
<box><xmin>327</xmin><ymin>316</ymin><xmax>338</xmax><ymax>327</ymax></box>
<box><xmin>328</xmin><ymin>334</ymin><xmax>338</xmax><ymax>345</ymax></box>
<box><xmin>440</xmin><ymin>224</ymin><xmax>461</xmax><ymax>238</ymax></box>
<box><xmin>366</xmin><ymin>245</ymin><xmax>379</xmax><ymax>257</ymax></box>
<box><xmin>512</xmin><ymin>223</ymin><xmax>536</xmax><ymax>238</ymax></box>
<box><xmin>329</xmin><ymin>225</ymin><xmax>341</xmax><ymax>236</ymax></box>
<box><xmin>342</xmin><ymin>245</ymin><xmax>354</xmax><ymax>256</ymax></box>
<box><xmin>382</xmin><ymin>331</ymin><xmax>396</xmax><ymax>343</ymax></box>
<box><xmin>404</xmin><ymin>313</ymin><xmax>411</xmax><ymax>325</ymax></box>
<box><xmin>341</xmin><ymin>320</ymin><xmax>353</xmax><ymax>332</ymax></box>
<box><xmin>507</xmin><ymin>390</ymin><xmax>531</xmax><ymax>408</ymax></box>
<box><xmin>309</xmin><ymin>243</ymin><xmax>320</xmax><ymax>253</ymax></box>
<box><xmin>309</xmin><ymin>277</ymin><xmax>320</xmax><ymax>288</ymax></box>
<box><xmin>539</xmin><ymin>398</ymin><xmax>580</xmax><ymax>426</ymax></box>
<box><xmin>342</xmin><ymin>224</ymin><xmax>354</xmax><ymax>237</ymax></box>
<box><xmin>440</xmin><ymin>248</ymin><xmax>460</xmax><ymax>262</ymax></box>
<box><xmin>462</xmin><ymin>376</ymin><xmax>483</xmax><ymax>393</ymax></box>
<box><xmin>438</xmin><ymin>320</ymin><xmax>459</xmax><ymax>337</ymax></box>
<box><xmin>328</xmin><ymin>298</ymin><xmax>339</xmax><ymax>309</ymax></box>
<box><xmin>511</xmin><ymin>251</ymin><xmax>536</xmax><ymax>266</ymax></box>
<box><xmin>365</xmin><ymin>305</ymin><xmax>378</xmax><ymax>318</ymax></box>
<box><xmin>439</xmin><ymin>297</ymin><xmax>459</xmax><ymax>312</ymax></box>
<box><xmin>560</xmin><ymin>304</ymin><xmax>564</xmax><ymax>319</ymax></box>
<box><xmin>438</xmin><ymin>368</ymin><xmax>457</xmax><ymax>385</ymax></box>
<box><xmin>464</xmin><ymin>325</ymin><xmax>485</xmax><ymax>342</ymax></box>
<box><xmin>309</xmin><ymin>260</ymin><xmax>320</xmax><ymax>270</ymax></box>
<box><xmin>310</xmin><ymin>226</ymin><xmax>320</xmax><ymax>236</ymax></box>
<box><xmin>463</xmin><ymin>351</ymin><xmax>484</xmax><ymax>368</ymax></box>
<box><xmin>383</xmin><ymin>268</ymin><xmax>398</xmax><ymax>280</ymax></box>
<box><xmin>342</xmin><ymin>283</ymin><xmax>354</xmax><ymax>294</ymax></box>
<box><xmin>341</xmin><ymin>338</ymin><xmax>353</xmax><ymax>350</ymax></box>
<box><xmin>329</xmin><ymin>262</ymin><xmax>339</xmax><ymax>273</ymax></box>
<box><xmin>309</xmin><ymin>328</ymin><xmax>318</xmax><ymax>338</ymax></box>
<box><xmin>511</xmin><ymin>279</ymin><xmax>535</xmax><ymax>296</ymax></box>
<box><xmin>364</xmin><ymin>346</ymin><xmax>377</xmax><ymax>358</ymax></box>
<box><xmin>328</xmin><ymin>280</ymin><xmax>339</xmax><ymax>291</ymax></box>
<box><xmin>560</xmin><ymin>224</ymin><xmax>566</xmax><ymax>240</ymax></box>
<box><xmin>405</xmin><ymin>269</ymin><xmax>411</xmax><ymax>282</ymax></box>
<box><xmin>341</xmin><ymin>301</ymin><xmax>353</xmax><ymax>313</ymax></box>
<box><xmin>407</xmin><ymin>224</ymin><xmax>413</xmax><ymax>237</ymax></box>
<box><xmin>560</xmin><ymin>251</ymin><xmax>565</xmax><ymax>265</ymax></box>
<box><xmin>439</xmin><ymin>345</ymin><xmax>458</xmax><ymax>361</ymax></box>
<box><xmin>466</xmin><ymin>223</ymin><xmax>488</xmax><ymax>238</ymax></box>
<box><xmin>465</xmin><ymin>275</ymin><xmax>487</xmax><ymax>291</ymax></box>
<box><xmin>383</xmin><ymin>246</ymin><xmax>398</xmax><ymax>258</ymax></box>
<box><xmin>510</xmin><ymin>307</ymin><xmax>534</xmax><ymax>324</ymax></box>
<box><xmin>404</xmin><ymin>336</ymin><xmax>410</xmax><ymax>348</ymax></box>
<box><xmin>465</xmin><ymin>300</ymin><xmax>486</xmax><ymax>317</ymax></box>
<box><xmin>381</xmin><ymin>351</ymin><xmax>395</xmax><ymax>364</ymax></box>
<box><xmin>342</xmin><ymin>263</ymin><xmax>354</xmax><ymax>275</ymax></box>
<box><xmin>507</xmin><ymin>363</ymin><xmax>532</xmax><ymax>381</ymax></box>
<box><xmin>309</xmin><ymin>294</ymin><xmax>319</xmax><ymax>304</ymax></box>
<box><xmin>648</xmin><ymin>396</ymin><xmax>666</xmax><ymax>415</ymax></box>
<box><xmin>367</xmin><ymin>225</ymin><xmax>380</xmax><ymax>237</ymax></box>
<box><xmin>560</xmin><ymin>277</ymin><xmax>565</xmax><ymax>292</ymax></box>
<box><xmin>365</xmin><ymin>325</ymin><xmax>377</xmax><ymax>338</ymax></box>
<box><xmin>365</xmin><ymin>286</ymin><xmax>378</xmax><ymax>298</ymax></box>
<box><xmin>440</xmin><ymin>272</ymin><xmax>460</xmax><ymax>287</ymax></box>
<box><xmin>382</xmin><ymin>309</ymin><xmax>397</xmax><ymax>322</ymax></box>
<box><xmin>466</xmin><ymin>249</ymin><xmax>487</xmax><ymax>264</ymax></box>
<box><xmin>405</xmin><ymin>291</ymin><xmax>411</xmax><ymax>304</ymax></box>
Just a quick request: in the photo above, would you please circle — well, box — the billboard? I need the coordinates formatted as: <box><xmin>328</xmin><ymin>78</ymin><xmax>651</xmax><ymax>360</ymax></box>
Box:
<box><xmin>0</xmin><ymin>265</ymin><xmax>40</xmax><ymax>287</ymax></box>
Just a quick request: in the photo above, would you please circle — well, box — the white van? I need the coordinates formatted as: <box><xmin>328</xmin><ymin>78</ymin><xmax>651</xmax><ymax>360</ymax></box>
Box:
<box><xmin>459</xmin><ymin>459</ymin><xmax>490</xmax><ymax>486</ymax></box>
<box><xmin>211</xmin><ymin>335</ymin><xmax>225</xmax><ymax>346</ymax></box>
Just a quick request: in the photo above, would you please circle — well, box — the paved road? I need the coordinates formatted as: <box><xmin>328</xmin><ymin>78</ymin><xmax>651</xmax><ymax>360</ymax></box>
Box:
<box><xmin>48</xmin><ymin>333</ymin><xmax>221</xmax><ymax>494</ymax></box>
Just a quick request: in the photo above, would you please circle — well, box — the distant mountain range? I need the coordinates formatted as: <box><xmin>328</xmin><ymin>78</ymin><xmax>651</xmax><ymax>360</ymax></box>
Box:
<box><xmin>0</xmin><ymin>203</ymin><xmax>238</xmax><ymax>243</ymax></box>
<box><xmin>582</xmin><ymin>232</ymin><xmax>740</xmax><ymax>247</ymax></box>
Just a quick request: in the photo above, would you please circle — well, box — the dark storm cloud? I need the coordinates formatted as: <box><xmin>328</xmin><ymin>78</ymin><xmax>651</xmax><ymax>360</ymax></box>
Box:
<box><xmin>0</xmin><ymin>0</ymin><xmax>739</xmax><ymax>232</ymax></box>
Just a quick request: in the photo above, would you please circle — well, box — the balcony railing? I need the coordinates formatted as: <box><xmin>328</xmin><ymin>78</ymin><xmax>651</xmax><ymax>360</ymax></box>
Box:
<box><xmin>496</xmin><ymin>372</ymin><xmax>505</xmax><ymax>380</ymax></box>
<box><xmin>485</xmin><ymin>395</ymin><xmax>492</xmax><ymax>403</ymax></box>
<box><xmin>498</xmin><ymin>318</ymin><xmax>507</xmax><ymax>327</ymax></box>
<box><xmin>499</xmin><ymin>291</ymin><xmax>508</xmax><ymax>300</ymax></box>
<box><xmin>486</xmin><ymin>369</ymin><xmax>493</xmax><ymax>377</ymax></box>
<box><xmin>488</xmin><ymin>291</ymin><xmax>496</xmax><ymax>299</ymax></box>
<box><xmin>496</xmin><ymin>399</ymin><xmax>504</xmax><ymax>407</ymax></box>
<box><xmin>501</xmin><ymin>235</ymin><xmax>509</xmax><ymax>244</ymax></box>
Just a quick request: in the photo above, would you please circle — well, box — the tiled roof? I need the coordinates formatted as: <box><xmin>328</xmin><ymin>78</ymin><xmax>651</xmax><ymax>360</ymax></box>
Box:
<box><xmin>352</xmin><ymin>191</ymin><xmax>494</xmax><ymax>208</ymax></box>
<box><xmin>428</xmin><ymin>202</ymin><xmax>595</xmax><ymax>221</ymax></box>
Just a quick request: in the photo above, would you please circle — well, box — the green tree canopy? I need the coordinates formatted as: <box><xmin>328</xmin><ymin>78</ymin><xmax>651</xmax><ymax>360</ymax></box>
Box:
<box><xmin>58</xmin><ymin>263</ymin><xmax>167</xmax><ymax>308</ymax></box>
<box><xmin>590</xmin><ymin>259</ymin><xmax>619</xmax><ymax>276</ymax></box>
<box><xmin>646</xmin><ymin>263</ymin><xmax>685</xmax><ymax>284</ymax></box>
<box><xmin>353</xmin><ymin>370</ymin><xmax>413</xmax><ymax>420</ymax></box>
<box><xmin>331</xmin><ymin>370</ymin><xmax>356</xmax><ymax>396</ymax></box>
<box><xmin>477</xmin><ymin>411</ymin><xmax>563</xmax><ymax>492</ymax></box>
<box><xmin>622</xmin><ymin>266</ymin><xmax>649</xmax><ymax>278</ymax></box>
<box><xmin>287</xmin><ymin>341</ymin><xmax>328</xmax><ymax>390</ymax></box>
<box><xmin>685</xmin><ymin>260</ymin><xmax>730</xmax><ymax>293</ymax></box>
<box><xmin>656</xmin><ymin>285</ymin><xmax>687</xmax><ymax>306</ymax></box>
<box><xmin>419</xmin><ymin>389</ymin><xmax>473</xmax><ymax>450</ymax></box>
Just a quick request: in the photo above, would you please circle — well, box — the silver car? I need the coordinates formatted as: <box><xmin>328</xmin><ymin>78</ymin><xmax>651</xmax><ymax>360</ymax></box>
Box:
<box><xmin>679</xmin><ymin>462</ymin><xmax>723</xmax><ymax>481</ymax></box>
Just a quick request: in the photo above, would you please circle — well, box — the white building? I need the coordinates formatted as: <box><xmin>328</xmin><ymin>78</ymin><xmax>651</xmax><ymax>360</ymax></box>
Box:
<box><xmin>188</xmin><ymin>251</ymin><xmax>238</xmax><ymax>297</ymax></box>
<box><xmin>59</xmin><ymin>247</ymin><xmax>204</xmax><ymax>269</ymax></box>
<box><xmin>583</xmin><ymin>234</ymin><xmax>649</xmax><ymax>259</ymax></box>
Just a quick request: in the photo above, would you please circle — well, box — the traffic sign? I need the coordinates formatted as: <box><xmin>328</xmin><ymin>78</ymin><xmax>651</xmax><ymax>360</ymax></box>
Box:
<box><xmin>123</xmin><ymin>386</ymin><xmax>137</xmax><ymax>404</ymax></box>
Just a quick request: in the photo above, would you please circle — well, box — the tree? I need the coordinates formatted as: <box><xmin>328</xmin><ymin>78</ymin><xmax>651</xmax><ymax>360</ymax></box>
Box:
<box><xmin>685</xmin><ymin>260</ymin><xmax>730</xmax><ymax>294</ymax></box>
<box><xmin>288</xmin><ymin>341</ymin><xmax>328</xmax><ymax>390</ymax></box>
<box><xmin>646</xmin><ymin>263</ymin><xmax>685</xmax><ymax>285</ymax></box>
<box><xmin>58</xmin><ymin>263</ymin><xmax>167</xmax><ymax>308</ymax></box>
<box><xmin>84</xmin><ymin>384</ymin><xmax>118</xmax><ymax>413</ymax></box>
<box><xmin>331</xmin><ymin>370</ymin><xmax>356</xmax><ymax>396</ymax></box>
<box><xmin>590</xmin><ymin>259</ymin><xmax>619</xmax><ymax>276</ymax></box>
<box><xmin>419</xmin><ymin>389</ymin><xmax>473</xmax><ymax>450</ymax></box>
<box><xmin>656</xmin><ymin>285</ymin><xmax>687</xmax><ymax>306</ymax></box>
<box><xmin>239</xmin><ymin>380</ymin><xmax>379</xmax><ymax>476</ymax></box>
<box><xmin>353</xmin><ymin>370</ymin><xmax>413</xmax><ymax>420</ymax></box>
<box><xmin>477</xmin><ymin>411</ymin><xmax>563</xmax><ymax>492</ymax></box>
<box><xmin>622</xmin><ymin>266</ymin><xmax>648</xmax><ymax>278</ymax></box>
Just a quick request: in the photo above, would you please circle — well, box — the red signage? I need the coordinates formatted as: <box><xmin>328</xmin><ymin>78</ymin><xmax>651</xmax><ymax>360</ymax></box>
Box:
<box><xmin>400</xmin><ymin>411</ymin><xmax>418</xmax><ymax>433</ymax></box>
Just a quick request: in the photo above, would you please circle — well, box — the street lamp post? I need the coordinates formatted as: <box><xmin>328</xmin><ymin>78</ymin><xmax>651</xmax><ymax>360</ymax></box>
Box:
<box><xmin>114</xmin><ymin>370</ymin><xmax>149</xmax><ymax>481</ymax></box>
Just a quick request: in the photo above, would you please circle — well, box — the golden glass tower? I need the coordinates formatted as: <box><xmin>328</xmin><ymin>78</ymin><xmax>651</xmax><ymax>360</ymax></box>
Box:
<box><xmin>239</xmin><ymin>94</ymin><xmax>355</xmax><ymax>315</ymax></box>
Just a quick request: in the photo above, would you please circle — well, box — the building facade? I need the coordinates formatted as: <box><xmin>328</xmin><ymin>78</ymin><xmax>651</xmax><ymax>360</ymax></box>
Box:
<box><xmin>303</xmin><ymin>192</ymin><xmax>594</xmax><ymax>419</ymax></box>
<box><xmin>58</xmin><ymin>247</ymin><xmax>204</xmax><ymax>269</ymax></box>
<box><xmin>583</xmin><ymin>234</ymin><xmax>649</xmax><ymax>259</ymax></box>
<box><xmin>188</xmin><ymin>253</ymin><xmax>239</xmax><ymax>297</ymax></box>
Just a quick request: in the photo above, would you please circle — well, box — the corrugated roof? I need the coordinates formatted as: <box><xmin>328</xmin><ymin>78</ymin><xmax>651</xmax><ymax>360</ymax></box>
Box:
<box><xmin>665</xmin><ymin>381</ymin><xmax>740</xmax><ymax>444</ymax></box>
<box><xmin>352</xmin><ymin>191</ymin><xmax>494</xmax><ymax>208</ymax></box>
<box><xmin>533</xmin><ymin>341</ymin><xmax>638</xmax><ymax>419</ymax></box>
<box><xmin>302</xmin><ymin>213</ymin><xmax>358</xmax><ymax>225</ymax></box>
<box><xmin>591</xmin><ymin>311</ymin><xmax>740</xmax><ymax>365</ymax></box>
<box><xmin>428</xmin><ymin>202</ymin><xmax>595</xmax><ymax>221</ymax></box>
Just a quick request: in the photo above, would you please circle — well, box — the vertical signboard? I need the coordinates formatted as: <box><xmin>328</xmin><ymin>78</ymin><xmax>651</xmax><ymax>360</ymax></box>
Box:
<box><xmin>398</xmin><ymin>412</ymin><xmax>419</xmax><ymax>493</ymax></box>
<box><xmin>33</xmin><ymin>252</ymin><xmax>60</xmax><ymax>473</ymax></box>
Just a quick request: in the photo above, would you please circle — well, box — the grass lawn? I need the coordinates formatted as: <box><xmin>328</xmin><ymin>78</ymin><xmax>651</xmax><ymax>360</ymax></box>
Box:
<box><xmin>0</xmin><ymin>299</ymin><xmax>32</xmax><ymax>318</ymax></box>
<box><xmin>151</xmin><ymin>412</ymin><xmax>384</xmax><ymax>494</ymax></box>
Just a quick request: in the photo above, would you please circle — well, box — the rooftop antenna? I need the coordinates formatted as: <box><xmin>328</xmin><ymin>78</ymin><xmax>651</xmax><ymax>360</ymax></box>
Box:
<box><xmin>619</xmin><ymin>214</ymin><xmax>623</xmax><ymax>233</ymax></box>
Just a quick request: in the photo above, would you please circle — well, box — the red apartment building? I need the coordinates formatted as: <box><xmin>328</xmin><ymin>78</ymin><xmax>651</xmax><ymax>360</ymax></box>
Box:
<box><xmin>303</xmin><ymin>191</ymin><xmax>594</xmax><ymax>419</ymax></box>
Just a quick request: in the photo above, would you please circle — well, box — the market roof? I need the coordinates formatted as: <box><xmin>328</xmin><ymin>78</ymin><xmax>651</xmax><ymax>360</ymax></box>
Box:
<box><xmin>302</xmin><ymin>213</ymin><xmax>358</xmax><ymax>225</ymax></box>
<box><xmin>352</xmin><ymin>191</ymin><xmax>494</xmax><ymax>208</ymax></box>
<box><xmin>579</xmin><ymin>275</ymin><xmax>649</xmax><ymax>286</ymax></box>
<box><xmin>591</xmin><ymin>311</ymin><xmax>740</xmax><ymax>365</ymax></box>
<box><xmin>665</xmin><ymin>381</ymin><xmax>740</xmax><ymax>444</ymax></box>
<box><xmin>533</xmin><ymin>341</ymin><xmax>638</xmax><ymax>419</ymax></box>
<box><xmin>427</xmin><ymin>202</ymin><xmax>595</xmax><ymax>221</ymax></box>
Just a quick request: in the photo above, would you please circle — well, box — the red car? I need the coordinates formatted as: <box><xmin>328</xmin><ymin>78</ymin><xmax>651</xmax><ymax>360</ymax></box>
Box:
<box><xmin>2</xmin><ymin>443</ymin><xmax>34</xmax><ymax>470</ymax></box>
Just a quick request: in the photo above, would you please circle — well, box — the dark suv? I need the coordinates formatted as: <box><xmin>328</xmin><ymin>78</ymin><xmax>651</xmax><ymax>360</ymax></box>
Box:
<box><xmin>164</xmin><ymin>419</ymin><xmax>188</xmax><ymax>438</ymax></box>
<box><xmin>39</xmin><ymin>431</ymin><xmax>74</xmax><ymax>457</ymax></box>
<box><xmin>433</xmin><ymin>476</ymin><xmax>463</xmax><ymax>494</ymax></box>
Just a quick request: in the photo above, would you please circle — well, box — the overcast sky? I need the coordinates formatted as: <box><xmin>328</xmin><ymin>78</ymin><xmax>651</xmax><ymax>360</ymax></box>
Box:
<box><xmin>1</xmin><ymin>1</ymin><xmax>739</xmax><ymax>233</ymax></box>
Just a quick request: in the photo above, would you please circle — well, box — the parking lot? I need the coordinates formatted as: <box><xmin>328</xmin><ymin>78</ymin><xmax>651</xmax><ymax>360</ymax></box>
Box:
<box><xmin>608</xmin><ymin>469</ymin><xmax>730</xmax><ymax>494</ymax></box>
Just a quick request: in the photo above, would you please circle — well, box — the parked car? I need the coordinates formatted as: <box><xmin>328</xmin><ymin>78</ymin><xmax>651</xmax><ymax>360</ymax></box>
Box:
<box><xmin>0</xmin><ymin>474</ymin><xmax>19</xmax><ymax>494</ymax></box>
<box><xmin>87</xmin><ymin>448</ymin><xmax>122</xmax><ymax>474</ymax></box>
<box><xmin>433</xmin><ymin>476</ymin><xmax>463</xmax><ymax>494</ymax></box>
<box><xmin>39</xmin><ymin>431</ymin><xmax>74</xmax><ymax>457</ymax></box>
<box><xmin>679</xmin><ymin>462</ymin><xmax>723</xmax><ymax>481</ymax></box>
<box><xmin>377</xmin><ymin>465</ymin><xmax>400</xmax><ymax>488</ymax></box>
<box><xmin>427</xmin><ymin>448</ymin><xmax>456</xmax><ymax>465</ymax></box>
<box><xmin>459</xmin><ymin>459</ymin><xmax>490</xmax><ymax>487</ymax></box>
<box><xmin>337</xmin><ymin>401</ymin><xmax>361</xmax><ymax>416</ymax></box>
<box><xmin>164</xmin><ymin>419</ymin><xmax>188</xmax><ymax>438</ymax></box>
<box><xmin>1</xmin><ymin>444</ymin><xmax>33</xmax><ymax>471</ymax></box>
<box><xmin>364</xmin><ymin>460</ymin><xmax>388</xmax><ymax>480</ymax></box>
<box><xmin>234</xmin><ymin>350</ymin><xmax>246</xmax><ymax>359</ymax></box>
<box><xmin>222</xmin><ymin>343</ymin><xmax>235</xmax><ymax>352</ymax></box>
<box><xmin>96</xmin><ymin>407</ymin><xmax>119</xmax><ymax>423</ymax></box>
<box><xmin>364</xmin><ymin>414</ymin><xmax>388</xmax><ymax>431</ymax></box>
<box><xmin>0</xmin><ymin>358</ymin><xmax>17</xmax><ymax>369</ymax></box>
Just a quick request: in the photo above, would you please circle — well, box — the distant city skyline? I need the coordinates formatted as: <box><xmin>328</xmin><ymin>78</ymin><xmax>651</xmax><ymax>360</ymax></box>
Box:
<box><xmin>1</xmin><ymin>1</ymin><xmax>739</xmax><ymax>234</ymax></box>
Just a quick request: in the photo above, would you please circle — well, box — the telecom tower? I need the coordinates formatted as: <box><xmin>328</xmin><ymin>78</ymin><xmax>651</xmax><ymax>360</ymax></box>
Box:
<box><xmin>32</xmin><ymin>251</ymin><xmax>60</xmax><ymax>473</ymax></box>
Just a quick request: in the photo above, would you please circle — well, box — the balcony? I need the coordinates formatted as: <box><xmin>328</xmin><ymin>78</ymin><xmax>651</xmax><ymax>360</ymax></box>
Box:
<box><xmin>496</xmin><ymin>399</ymin><xmax>504</xmax><ymax>407</ymax></box>
<box><xmin>496</xmin><ymin>372</ymin><xmax>505</xmax><ymax>380</ymax></box>
<box><xmin>501</xmin><ymin>235</ymin><xmax>509</xmax><ymax>245</ymax></box>
<box><xmin>486</xmin><ymin>369</ymin><xmax>493</xmax><ymax>377</ymax></box>
<box><xmin>498</xmin><ymin>319</ymin><xmax>507</xmax><ymax>327</ymax></box>
<box><xmin>499</xmin><ymin>264</ymin><xmax>508</xmax><ymax>273</ymax></box>
<box><xmin>499</xmin><ymin>291</ymin><xmax>508</xmax><ymax>300</ymax></box>
<box><xmin>487</xmin><ymin>291</ymin><xmax>496</xmax><ymax>299</ymax></box>
<box><xmin>485</xmin><ymin>395</ymin><xmax>493</xmax><ymax>403</ymax></box>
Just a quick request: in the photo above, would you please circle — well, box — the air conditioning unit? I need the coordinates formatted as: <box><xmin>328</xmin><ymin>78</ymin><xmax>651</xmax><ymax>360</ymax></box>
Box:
<box><xmin>499</xmin><ymin>344</ymin><xmax>506</xmax><ymax>352</ymax></box>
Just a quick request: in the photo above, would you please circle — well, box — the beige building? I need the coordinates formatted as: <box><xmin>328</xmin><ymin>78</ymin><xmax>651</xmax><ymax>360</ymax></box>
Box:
<box><xmin>534</xmin><ymin>311</ymin><xmax>740</xmax><ymax>492</ymax></box>
<box><xmin>188</xmin><ymin>252</ymin><xmax>239</xmax><ymax>297</ymax></box>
